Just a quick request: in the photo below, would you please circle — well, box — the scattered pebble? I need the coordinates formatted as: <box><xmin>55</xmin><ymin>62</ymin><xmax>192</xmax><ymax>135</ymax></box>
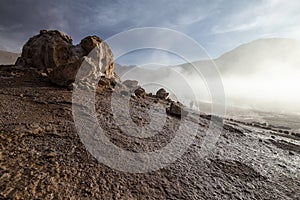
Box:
<box><xmin>289</xmin><ymin>151</ymin><xmax>295</xmax><ymax>156</ymax></box>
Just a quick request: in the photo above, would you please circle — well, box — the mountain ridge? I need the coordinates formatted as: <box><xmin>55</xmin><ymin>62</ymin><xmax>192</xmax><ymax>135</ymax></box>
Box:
<box><xmin>0</xmin><ymin>50</ymin><xmax>20</xmax><ymax>65</ymax></box>
<box><xmin>176</xmin><ymin>38</ymin><xmax>300</xmax><ymax>75</ymax></box>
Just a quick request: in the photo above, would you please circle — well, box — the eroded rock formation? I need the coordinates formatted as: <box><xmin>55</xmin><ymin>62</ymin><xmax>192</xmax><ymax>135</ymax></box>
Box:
<box><xmin>16</xmin><ymin>30</ymin><xmax>114</xmax><ymax>86</ymax></box>
<box><xmin>16</xmin><ymin>30</ymin><xmax>188</xmax><ymax>118</ymax></box>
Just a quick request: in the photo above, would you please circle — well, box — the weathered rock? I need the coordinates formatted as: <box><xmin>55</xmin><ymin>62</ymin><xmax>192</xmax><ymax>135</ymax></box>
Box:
<box><xmin>134</xmin><ymin>87</ymin><xmax>146</xmax><ymax>98</ymax></box>
<box><xmin>80</xmin><ymin>36</ymin><xmax>103</xmax><ymax>53</ymax></box>
<box><xmin>19</xmin><ymin>30</ymin><xmax>115</xmax><ymax>86</ymax></box>
<box><xmin>98</xmin><ymin>76</ymin><xmax>112</xmax><ymax>87</ymax></box>
<box><xmin>48</xmin><ymin>58</ymin><xmax>83</xmax><ymax>86</ymax></box>
<box><xmin>21</xmin><ymin>30</ymin><xmax>73</xmax><ymax>69</ymax></box>
<box><xmin>166</xmin><ymin>101</ymin><xmax>188</xmax><ymax>118</ymax></box>
<box><xmin>156</xmin><ymin>88</ymin><xmax>169</xmax><ymax>99</ymax></box>
<box><xmin>97</xmin><ymin>76</ymin><xmax>118</xmax><ymax>89</ymax></box>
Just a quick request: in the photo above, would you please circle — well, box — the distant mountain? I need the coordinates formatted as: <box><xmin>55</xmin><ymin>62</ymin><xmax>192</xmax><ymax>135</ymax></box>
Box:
<box><xmin>0</xmin><ymin>50</ymin><xmax>20</xmax><ymax>65</ymax></box>
<box><xmin>114</xmin><ymin>63</ymin><xmax>180</xmax><ymax>86</ymax></box>
<box><xmin>177</xmin><ymin>38</ymin><xmax>300</xmax><ymax>76</ymax></box>
<box><xmin>115</xmin><ymin>38</ymin><xmax>300</xmax><ymax>113</ymax></box>
<box><xmin>114</xmin><ymin>63</ymin><xmax>136</xmax><ymax>76</ymax></box>
<box><xmin>216</xmin><ymin>38</ymin><xmax>300</xmax><ymax>75</ymax></box>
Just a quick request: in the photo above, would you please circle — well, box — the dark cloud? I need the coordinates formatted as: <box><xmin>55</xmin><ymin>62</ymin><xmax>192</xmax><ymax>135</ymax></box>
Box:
<box><xmin>0</xmin><ymin>0</ymin><xmax>73</xmax><ymax>51</ymax></box>
<box><xmin>0</xmin><ymin>0</ymin><xmax>216</xmax><ymax>52</ymax></box>
<box><xmin>0</xmin><ymin>0</ymin><xmax>299</xmax><ymax>58</ymax></box>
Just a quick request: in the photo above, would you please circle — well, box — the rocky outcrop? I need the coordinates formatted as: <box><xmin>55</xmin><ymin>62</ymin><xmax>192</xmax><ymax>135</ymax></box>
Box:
<box><xmin>19</xmin><ymin>30</ymin><xmax>73</xmax><ymax>70</ymax></box>
<box><xmin>156</xmin><ymin>88</ymin><xmax>169</xmax><ymax>99</ymax></box>
<box><xmin>17</xmin><ymin>30</ymin><xmax>114</xmax><ymax>86</ymax></box>
<box><xmin>166</xmin><ymin>101</ymin><xmax>188</xmax><ymax>118</ymax></box>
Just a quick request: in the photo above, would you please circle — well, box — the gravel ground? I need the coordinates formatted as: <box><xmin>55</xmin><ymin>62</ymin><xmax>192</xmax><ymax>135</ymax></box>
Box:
<box><xmin>0</xmin><ymin>65</ymin><xmax>299</xmax><ymax>199</ymax></box>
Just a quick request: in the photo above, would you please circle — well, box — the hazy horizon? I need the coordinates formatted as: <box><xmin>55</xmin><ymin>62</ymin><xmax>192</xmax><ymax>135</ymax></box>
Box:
<box><xmin>1</xmin><ymin>0</ymin><xmax>300</xmax><ymax>115</ymax></box>
<box><xmin>1</xmin><ymin>0</ymin><xmax>300</xmax><ymax>59</ymax></box>
<box><xmin>115</xmin><ymin>37</ymin><xmax>300</xmax><ymax>115</ymax></box>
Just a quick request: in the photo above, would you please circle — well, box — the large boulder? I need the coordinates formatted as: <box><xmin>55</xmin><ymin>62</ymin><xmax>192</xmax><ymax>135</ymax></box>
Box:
<box><xmin>17</xmin><ymin>30</ymin><xmax>114</xmax><ymax>86</ymax></box>
<box><xmin>20</xmin><ymin>30</ymin><xmax>73</xmax><ymax>70</ymax></box>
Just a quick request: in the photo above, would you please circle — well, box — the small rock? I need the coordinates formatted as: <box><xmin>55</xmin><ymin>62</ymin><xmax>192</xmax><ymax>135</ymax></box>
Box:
<box><xmin>292</xmin><ymin>132</ymin><xmax>300</xmax><ymax>138</ymax></box>
<box><xmin>98</xmin><ymin>77</ymin><xmax>111</xmax><ymax>87</ymax></box>
<box><xmin>283</xmin><ymin>130</ymin><xmax>289</xmax><ymax>134</ymax></box>
<box><xmin>166</xmin><ymin>97</ymin><xmax>172</xmax><ymax>102</ymax></box>
<box><xmin>289</xmin><ymin>151</ymin><xmax>295</xmax><ymax>156</ymax></box>
<box><xmin>120</xmin><ymin>90</ymin><xmax>129</xmax><ymax>96</ymax></box>
<box><xmin>156</xmin><ymin>88</ymin><xmax>169</xmax><ymax>99</ymax></box>
<box><xmin>166</xmin><ymin>101</ymin><xmax>188</xmax><ymax>118</ymax></box>
<box><xmin>264</xmin><ymin>140</ymin><xmax>271</xmax><ymax>144</ymax></box>
<box><xmin>222</xmin><ymin>134</ymin><xmax>229</xmax><ymax>140</ymax></box>
<box><xmin>45</xmin><ymin>125</ymin><xmax>52</xmax><ymax>132</ymax></box>
<box><xmin>45</xmin><ymin>151</ymin><xmax>57</xmax><ymax>158</ymax></box>
<box><xmin>134</xmin><ymin>87</ymin><xmax>146</xmax><ymax>98</ymax></box>
<box><xmin>40</xmin><ymin>72</ymin><xmax>48</xmax><ymax>77</ymax></box>
<box><xmin>277</xmin><ymin>163</ymin><xmax>286</xmax><ymax>168</ymax></box>
<box><xmin>32</xmin><ymin>128</ymin><xmax>42</xmax><ymax>135</ymax></box>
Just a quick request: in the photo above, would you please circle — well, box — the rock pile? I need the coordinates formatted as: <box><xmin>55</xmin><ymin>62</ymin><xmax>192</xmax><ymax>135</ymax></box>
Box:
<box><xmin>16</xmin><ymin>30</ymin><xmax>115</xmax><ymax>86</ymax></box>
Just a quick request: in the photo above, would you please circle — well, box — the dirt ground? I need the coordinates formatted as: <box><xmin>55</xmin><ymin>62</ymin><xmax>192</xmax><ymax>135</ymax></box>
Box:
<box><xmin>0</xmin><ymin>65</ymin><xmax>299</xmax><ymax>199</ymax></box>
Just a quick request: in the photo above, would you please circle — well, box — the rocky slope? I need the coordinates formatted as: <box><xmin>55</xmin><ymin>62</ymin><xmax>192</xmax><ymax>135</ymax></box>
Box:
<box><xmin>0</xmin><ymin>31</ymin><xmax>300</xmax><ymax>199</ymax></box>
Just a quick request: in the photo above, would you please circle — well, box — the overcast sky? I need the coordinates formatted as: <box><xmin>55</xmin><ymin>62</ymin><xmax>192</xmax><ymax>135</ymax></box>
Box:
<box><xmin>0</xmin><ymin>0</ymin><xmax>300</xmax><ymax>60</ymax></box>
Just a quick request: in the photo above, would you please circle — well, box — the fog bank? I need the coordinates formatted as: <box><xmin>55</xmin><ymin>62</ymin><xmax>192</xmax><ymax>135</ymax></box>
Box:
<box><xmin>115</xmin><ymin>38</ymin><xmax>300</xmax><ymax>114</ymax></box>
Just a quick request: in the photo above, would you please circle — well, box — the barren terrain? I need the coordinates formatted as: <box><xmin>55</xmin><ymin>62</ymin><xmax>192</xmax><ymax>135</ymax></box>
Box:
<box><xmin>0</xmin><ymin>65</ymin><xmax>299</xmax><ymax>199</ymax></box>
